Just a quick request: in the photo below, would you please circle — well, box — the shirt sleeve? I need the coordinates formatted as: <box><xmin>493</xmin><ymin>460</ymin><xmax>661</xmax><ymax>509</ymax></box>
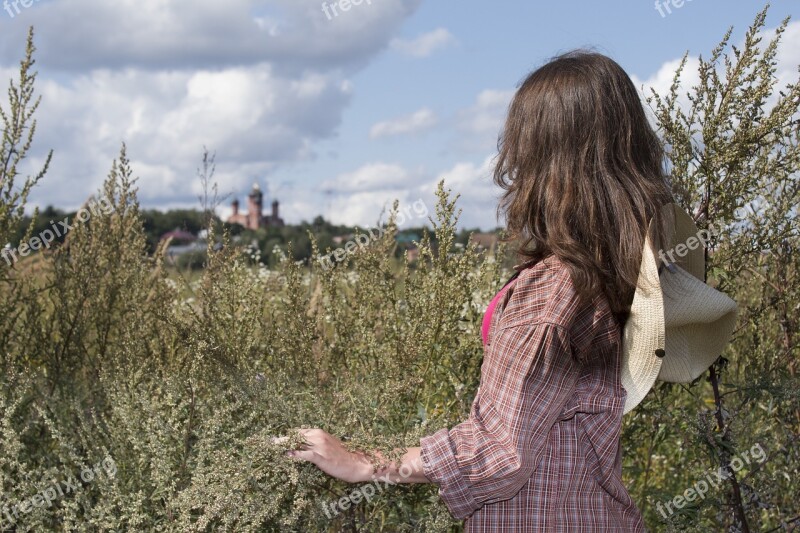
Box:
<box><xmin>419</xmin><ymin>322</ymin><xmax>580</xmax><ymax>520</ymax></box>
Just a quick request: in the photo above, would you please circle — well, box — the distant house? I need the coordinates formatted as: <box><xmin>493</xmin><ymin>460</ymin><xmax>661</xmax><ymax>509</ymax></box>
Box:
<box><xmin>160</xmin><ymin>228</ymin><xmax>202</xmax><ymax>258</ymax></box>
<box><xmin>396</xmin><ymin>232</ymin><xmax>421</xmax><ymax>263</ymax></box>
<box><xmin>227</xmin><ymin>183</ymin><xmax>285</xmax><ymax>230</ymax></box>
<box><xmin>396</xmin><ymin>232</ymin><xmax>420</xmax><ymax>244</ymax></box>
<box><xmin>160</xmin><ymin>229</ymin><xmax>197</xmax><ymax>244</ymax></box>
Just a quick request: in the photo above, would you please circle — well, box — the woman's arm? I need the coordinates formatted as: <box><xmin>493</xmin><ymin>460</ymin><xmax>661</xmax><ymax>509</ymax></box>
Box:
<box><xmin>370</xmin><ymin>446</ymin><xmax>428</xmax><ymax>483</ymax></box>
<box><xmin>418</xmin><ymin>322</ymin><xmax>581</xmax><ymax>519</ymax></box>
<box><xmin>285</xmin><ymin>428</ymin><xmax>429</xmax><ymax>484</ymax></box>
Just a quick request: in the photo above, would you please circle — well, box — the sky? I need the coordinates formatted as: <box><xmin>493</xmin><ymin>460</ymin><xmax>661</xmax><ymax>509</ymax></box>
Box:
<box><xmin>0</xmin><ymin>0</ymin><xmax>798</xmax><ymax>231</ymax></box>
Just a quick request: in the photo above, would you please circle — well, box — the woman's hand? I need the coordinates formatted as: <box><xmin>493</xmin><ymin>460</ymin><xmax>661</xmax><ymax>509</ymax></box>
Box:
<box><xmin>282</xmin><ymin>428</ymin><xmax>374</xmax><ymax>484</ymax></box>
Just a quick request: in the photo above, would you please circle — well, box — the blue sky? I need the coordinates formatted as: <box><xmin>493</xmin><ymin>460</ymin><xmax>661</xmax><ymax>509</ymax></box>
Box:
<box><xmin>0</xmin><ymin>0</ymin><xmax>797</xmax><ymax>230</ymax></box>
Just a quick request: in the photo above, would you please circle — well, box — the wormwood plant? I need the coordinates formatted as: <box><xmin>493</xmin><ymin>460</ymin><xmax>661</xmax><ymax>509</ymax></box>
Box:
<box><xmin>1</xmin><ymin>133</ymin><xmax>503</xmax><ymax>531</ymax></box>
<box><xmin>160</xmin><ymin>184</ymin><xmax>505</xmax><ymax>532</ymax></box>
<box><xmin>622</xmin><ymin>6</ymin><xmax>800</xmax><ymax>532</ymax></box>
<box><xmin>0</xmin><ymin>31</ymin><xmax>504</xmax><ymax>529</ymax></box>
<box><xmin>1</xmin><ymin>152</ymin><xmax>502</xmax><ymax>531</ymax></box>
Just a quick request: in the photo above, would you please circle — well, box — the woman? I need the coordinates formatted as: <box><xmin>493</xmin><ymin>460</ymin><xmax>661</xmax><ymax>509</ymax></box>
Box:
<box><xmin>287</xmin><ymin>50</ymin><xmax>673</xmax><ymax>531</ymax></box>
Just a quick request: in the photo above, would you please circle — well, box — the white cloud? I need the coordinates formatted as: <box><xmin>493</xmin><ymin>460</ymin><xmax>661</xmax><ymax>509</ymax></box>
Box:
<box><xmin>16</xmin><ymin>65</ymin><xmax>352</xmax><ymax>209</ymax></box>
<box><xmin>323</xmin><ymin>190</ymin><xmax>429</xmax><ymax>227</ymax></box>
<box><xmin>630</xmin><ymin>56</ymin><xmax>701</xmax><ymax>126</ymax></box>
<box><xmin>321</xmin><ymin>162</ymin><xmax>423</xmax><ymax>193</ymax></box>
<box><xmin>0</xmin><ymin>0</ymin><xmax>424</xmax><ymax>213</ymax></box>
<box><xmin>413</xmin><ymin>155</ymin><xmax>502</xmax><ymax>230</ymax></box>
<box><xmin>369</xmin><ymin>108</ymin><xmax>438</xmax><ymax>139</ymax></box>
<box><xmin>316</xmin><ymin>161</ymin><xmax>428</xmax><ymax>226</ymax></box>
<box><xmin>307</xmin><ymin>155</ymin><xmax>503</xmax><ymax>229</ymax></box>
<box><xmin>390</xmin><ymin>27</ymin><xmax>455</xmax><ymax>58</ymax></box>
<box><xmin>0</xmin><ymin>0</ymin><xmax>423</xmax><ymax>72</ymax></box>
<box><xmin>427</xmin><ymin>156</ymin><xmax>495</xmax><ymax>195</ymax></box>
<box><xmin>456</xmin><ymin>89</ymin><xmax>515</xmax><ymax>151</ymax></box>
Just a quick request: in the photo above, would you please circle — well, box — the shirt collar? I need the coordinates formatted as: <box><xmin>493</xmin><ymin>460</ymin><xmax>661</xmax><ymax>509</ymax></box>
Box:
<box><xmin>513</xmin><ymin>254</ymin><xmax>556</xmax><ymax>272</ymax></box>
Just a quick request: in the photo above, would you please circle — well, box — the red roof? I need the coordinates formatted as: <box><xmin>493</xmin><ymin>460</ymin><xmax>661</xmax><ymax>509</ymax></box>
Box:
<box><xmin>160</xmin><ymin>229</ymin><xmax>197</xmax><ymax>242</ymax></box>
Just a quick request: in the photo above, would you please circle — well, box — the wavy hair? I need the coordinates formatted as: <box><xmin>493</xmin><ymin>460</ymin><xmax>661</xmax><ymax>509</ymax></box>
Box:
<box><xmin>494</xmin><ymin>50</ymin><xmax>674</xmax><ymax>323</ymax></box>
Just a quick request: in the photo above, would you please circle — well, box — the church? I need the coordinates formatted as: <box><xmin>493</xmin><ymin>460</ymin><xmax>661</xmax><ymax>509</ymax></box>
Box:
<box><xmin>227</xmin><ymin>183</ymin><xmax>285</xmax><ymax>230</ymax></box>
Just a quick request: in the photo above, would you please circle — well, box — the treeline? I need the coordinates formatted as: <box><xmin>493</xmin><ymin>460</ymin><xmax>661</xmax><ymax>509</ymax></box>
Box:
<box><xmin>8</xmin><ymin>207</ymin><xmax>499</xmax><ymax>268</ymax></box>
<box><xmin>8</xmin><ymin>206</ymin><xmax>214</xmax><ymax>252</ymax></box>
<box><xmin>231</xmin><ymin>216</ymin><xmax>496</xmax><ymax>268</ymax></box>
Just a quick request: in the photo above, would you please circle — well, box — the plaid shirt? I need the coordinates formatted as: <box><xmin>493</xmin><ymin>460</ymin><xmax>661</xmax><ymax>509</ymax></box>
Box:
<box><xmin>420</xmin><ymin>255</ymin><xmax>646</xmax><ymax>532</ymax></box>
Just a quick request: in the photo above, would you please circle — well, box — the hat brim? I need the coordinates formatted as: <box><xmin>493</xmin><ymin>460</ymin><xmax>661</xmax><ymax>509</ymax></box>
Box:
<box><xmin>621</xmin><ymin>229</ymin><xmax>665</xmax><ymax>415</ymax></box>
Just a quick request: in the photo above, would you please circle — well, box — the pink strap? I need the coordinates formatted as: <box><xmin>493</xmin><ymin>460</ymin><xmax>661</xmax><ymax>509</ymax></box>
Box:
<box><xmin>481</xmin><ymin>279</ymin><xmax>517</xmax><ymax>345</ymax></box>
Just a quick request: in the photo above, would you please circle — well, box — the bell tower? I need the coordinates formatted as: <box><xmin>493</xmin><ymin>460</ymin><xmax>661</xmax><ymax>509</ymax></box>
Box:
<box><xmin>247</xmin><ymin>183</ymin><xmax>263</xmax><ymax>229</ymax></box>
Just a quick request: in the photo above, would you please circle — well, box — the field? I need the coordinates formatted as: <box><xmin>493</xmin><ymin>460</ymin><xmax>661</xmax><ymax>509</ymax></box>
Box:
<box><xmin>2</xmin><ymin>9</ymin><xmax>799</xmax><ymax>532</ymax></box>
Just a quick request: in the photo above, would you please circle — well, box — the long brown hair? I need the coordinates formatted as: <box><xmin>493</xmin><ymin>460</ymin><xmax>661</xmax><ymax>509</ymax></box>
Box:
<box><xmin>494</xmin><ymin>50</ymin><xmax>674</xmax><ymax>323</ymax></box>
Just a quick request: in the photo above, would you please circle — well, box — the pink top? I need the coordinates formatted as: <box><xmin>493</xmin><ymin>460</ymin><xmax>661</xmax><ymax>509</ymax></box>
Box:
<box><xmin>481</xmin><ymin>278</ymin><xmax>518</xmax><ymax>345</ymax></box>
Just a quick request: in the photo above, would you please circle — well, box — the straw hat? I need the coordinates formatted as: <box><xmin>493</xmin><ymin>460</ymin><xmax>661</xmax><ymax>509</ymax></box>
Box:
<box><xmin>620</xmin><ymin>203</ymin><xmax>738</xmax><ymax>414</ymax></box>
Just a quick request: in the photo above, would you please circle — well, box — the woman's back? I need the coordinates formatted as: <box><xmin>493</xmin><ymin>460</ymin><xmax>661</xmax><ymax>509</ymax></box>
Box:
<box><xmin>421</xmin><ymin>254</ymin><xmax>645</xmax><ymax>531</ymax></box>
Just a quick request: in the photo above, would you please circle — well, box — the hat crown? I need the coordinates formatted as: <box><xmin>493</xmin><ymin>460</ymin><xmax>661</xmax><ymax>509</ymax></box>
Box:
<box><xmin>657</xmin><ymin>263</ymin><xmax>738</xmax><ymax>383</ymax></box>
